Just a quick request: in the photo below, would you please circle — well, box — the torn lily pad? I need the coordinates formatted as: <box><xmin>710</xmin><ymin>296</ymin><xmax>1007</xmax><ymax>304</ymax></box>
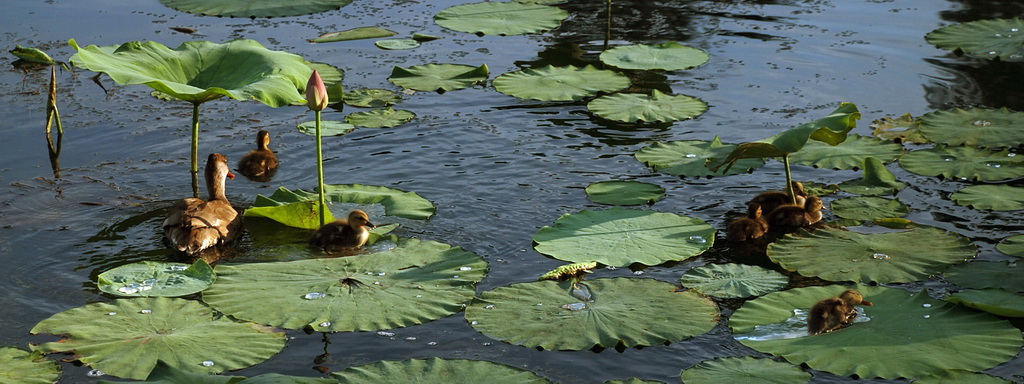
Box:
<box><xmin>635</xmin><ymin>136</ymin><xmax>766</xmax><ymax>177</ymax></box>
<box><xmin>587</xmin><ymin>90</ymin><xmax>708</xmax><ymax>123</ymax></box>
<box><xmin>389</xmin><ymin>63</ymin><xmax>489</xmax><ymax>93</ymax></box>
<box><xmin>0</xmin><ymin>347</ymin><xmax>61</xmax><ymax>384</ymax></box>
<box><xmin>952</xmin><ymin>184</ymin><xmax>1024</xmax><ymax>211</ymax></box>
<box><xmin>789</xmin><ymin>134</ymin><xmax>904</xmax><ymax>170</ymax></box>
<box><xmin>899</xmin><ymin>145</ymin><xmax>1024</xmax><ymax>181</ymax></box>
<box><xmin>584</xmin><ymin>180</ymin><xmax>664</xmax><ymax>206</ymax></box>
<box><xmin>493</xmin><ymin>65</ymin><xmax>630</xmax><ymax>102</ymax></box>
<box><xmin>919</xmin><ymin>108</ymin><xmax>1024</xmax><ymax>148</ymax></box>
<box><xmin>434</xmin><ymin>2</ymin><xmax>568</xmax><ymax>36</ymax></box>
<box><xmin>926</xmin><ymin>18</ymin><xmax>1024</xmax><ymax>61</ymax></box>
<box><xmin>679</xmin><ymin>263</ymin><xmax>788</xmax><ymax>299</ymax></box>
<box><xmin>599</xmin><ymin>42</ymin><xmax>710</xmax><ymax>71</ymax></box>
<box><xmin>97</xmin><ymin>259</ymin><xmax>215</xmax><ymax>297</ymax></box>
<box><xmin>332</xmin><ymin>358</ymin><xmax>551</xmax><ymax>383</ymax></box>
<box><xmin>680</xmin><ymin>356</ymin><xmax>810</xmax><ymax>384</ymax></box>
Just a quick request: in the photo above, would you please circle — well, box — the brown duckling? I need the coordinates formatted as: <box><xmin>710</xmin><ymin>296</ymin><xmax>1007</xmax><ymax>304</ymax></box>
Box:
<box><xmin>766</xmin><ymin>195</ymin><xmax>825</xmax><ymax>233</ymax></box>
<box><xmin>726</xmin><ymin>203</ymin><xmax>769</xmax><ymax>242</ymax></box>
<box><xmin>749</xmin><ymin>181</ymin><xmax>808</xmax><ymax>216</ymax></box>
<box><xmin>808</xmin><ymin>289</ymin><xmax>874</xmax><ymax>335</ymax></box>
<box><xmin>309</xmin><ymin>210</ymin><xmax>376</xmax><ymax>253</ymax></box>
<box><xmin>163</xmin><ymin>153</ymin><xmax>242</xmax><ymax>255</ymax></box>
<box><xmin>237</xmin><ymin>130</ymin><xmax>278</xmax><ymax>182</ymax></box>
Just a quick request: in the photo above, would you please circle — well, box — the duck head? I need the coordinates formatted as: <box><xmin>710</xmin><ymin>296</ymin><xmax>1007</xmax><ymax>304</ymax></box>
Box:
<box><xmin>839</xmin><ymin>289</ymin><xmax>873</xmax><ymax>307</ymax></box>
<box><xmin>347</xmin><ymin>210</ymin><xmax>376</xmax><ymax>230</ymax></box>
<box><xmin>256</xmin><ymin>129</ymin><xmax>272</xmax><ymax>150</ymax></box>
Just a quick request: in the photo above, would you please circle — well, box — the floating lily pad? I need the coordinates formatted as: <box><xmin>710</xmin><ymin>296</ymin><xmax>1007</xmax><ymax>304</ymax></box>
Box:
<box><xmin>599</xmin><ymin>42</ymin><xmax>710</xmax><ymax>71</ymax></box>
<box><xmin>245</xmin><ymin>185</ymin><xmax>434</xmax><ymax>229</ymax></box>
<box><xmin>434</xmin><ymin>2</ymin><xmax>568</xmax><ymax>36</ymax></box>
<box><xmin>203</xmin><ymin>239</ymin><xmax>485</xmax><ymax>332</ymax></box>
<box><xmin>160</xmin><ymin>0</ymin><xmax>354</xmax><ymax>17</ymax></box>
<box><xmin>838</xmin><ymin>157</ymin><xmax>907</xmax><ymax>196</ymax></box>
<box><xmin>926</xmin><ymin>18</ymin><xmax>1024</xmax><ymax>62</ymax></box>
<box><xmin>997</xmin><ymin>234</ymin><xmax>1024</xmax><ymax>258</ymax></box>
<box><xmin>297</xmin><ymin>120</ymin><xmax>356</xmax><ymax>136</ymax></box>
<box><xmin>345</xmin><ymin>107</ymin><xmax>416</xmax><ymax>128</ymax></box>
<box><xmin>493</xmin><ymin>65</ymin><xmax>630</xmax><ymax>102</ymax></box>
<box><xmin>730</xmin><ymin>285</ymin><xmax>1022</xmax><ymax>379</ymax></box>
<box><xmin>919</xmin><ymin>108</ymin><xmax>1024</xmax><ymax>148</ymax></box>
<box><xmin>899</xmin><ymin>145</ymin><xmax>1024</xmax><ymax>181</ymax></box>
<box><xmin>871</xmin><ymin>113</ymin><xmax>929</xmax><ymax>144</ymax></box>
<box><xmin>944</xmin><ymin>261</ymin><xmax>1024</xmax><ymax>292</ymax></box>
<box><xmin>679</xmin><ymin>356</ymin><xmax>810</xmax><ymax>384</ymax></box>
<box><xmin>98</xmin><ymin>260</ymin><xmax>215</xmax><ymax>297</ymax></box>
<box><xmin>332</xmin><ymin>358</ymin><xmax>550</xmax><ymax>383</ymax></box>
<box><xmin>343</xmin><ymin>89</ymin><xmax>401</xmax><ymax>108</ymax></box>
<box><xmin>951</xmin><ymin>184</ymin><xmax>1024</xmax><ymax>211</ymax></box>
<box><xmin>915</xmin><ymin>369</ymin><xmax>1012</xmax><ymax>384</ymax></box>
<box><xmin>830</xmin><ymin>196</ymin><xmax>909</xmax><ymax>221</ymax></box>
<box><xmin>466</xmin><ymin>278</ymin><xmax>719</xmax><ymax>350</ymax></box>
<box><xmin>100</xmin><ymin>360</ymin><xmax>337</xmax><ymax>384</ymax></box>
<box><xmin>31</xmin><ymin>298</ymin><xmax>285</xmax><ymax>380</ymax></box>
<box><xmin>635</xmin><ymin>137</ymin><xmax>766</xmax><ymax>177</ymax></box>
<box><xmin>679</xmin><ymin>263</ymin><xmax>788</xmax><ymax>299</ymax></box>
<box><xmin>605</xmin><ymin>379</ymin><xmax>663</xmax><ymax>384</ymax></box>
<box><xmin>948</xmin><ymin>289</ymin><xmax>1024</xmax><ymax>317</ymax></box>
<box><xmin>585</xmin><ymin>181</ymin><xmax>665</xmax><ymax>206</ymax></box>
<box><xmin>389</xmin><ymin>63</ymin><xmax>489</xmax><ymax>93</ymax></box>
<box><xmin>0</xmin><ymin>347</ymin><xmax>61</xmax><ymax>384</ymax></box>
<box><xmin>375</xmin><ymin>38</ymin><xmax>420</xmax><ymax>50</ymax></box>
<box><xmin>587</xmin><ymin>90</ymin><xmax>708</xmax><ymax>123</ymax></box>
<box><xmin>533</xmin><ymin>207</ymin><xmax>716</xmax><ymax>267</ymax></box>
<box><xmin>310</xmin><ymin>27</ymin><xmax>397</xmax><ymax>43</ymax></box>
<box><xmin>767</xmin><ymin>227</ymin><xmax>976</xmax><ymax>284</ymax></box>
<box><xmin>789</xmin><ymin>134</ymin><xmax>904</xmax><ymax>170</ymax></box>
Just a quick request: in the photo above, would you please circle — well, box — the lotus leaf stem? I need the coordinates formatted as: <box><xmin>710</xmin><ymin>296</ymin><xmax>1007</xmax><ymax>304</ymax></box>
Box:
<box><xmin>190</xmin><ymin>102</ymin><xmax>202</xmax><ymax>198</ymax></box>
<box><xmin>783</xmin><ymin>154</ymin><xmax>796</xmax><ymax>205</ymax></box>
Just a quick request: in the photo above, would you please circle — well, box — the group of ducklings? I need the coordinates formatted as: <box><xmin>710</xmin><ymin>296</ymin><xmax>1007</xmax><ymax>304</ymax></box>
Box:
<box><xmin>725</xmin><ymin>181</ymin><xmax>826</xmax><ymax>242</ymax></box>
<box><xmin>161</xmin><ymin>130</ymin><xmax>375</xmax><ymax>257</ymax></box>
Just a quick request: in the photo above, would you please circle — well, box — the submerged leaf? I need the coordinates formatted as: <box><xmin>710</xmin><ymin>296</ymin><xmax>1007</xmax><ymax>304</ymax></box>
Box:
<box><xmin>599</xmin><ymin>42</ymin><xmax>710</xmax><ymax>71</ymax></box>
<box><xmin>309</xmin><ymin>27</ymin><xmax>398</xmax><ymax>43</ymax></box>
<box><xmin>679</xmin><ymin>356</ymin><xmax>810</xmax><ymax>384</ymax></box>
<box><xmin>587</xmin><ymin>90</ymin><xmax>708</xmax><ymax>123</ymax></box>
<box><xmin>389</xmin><ymin>63</ymin><xmax>489</xmax><ymax>92</ymax></box>
<box><xmin>679</xmin><ymin>263</ymin><xmax>788</xmax><ymax>299</ymax></box>
<box><xmin>830</xmin><ymin>196</ymin><xmax>909</xmax><ymax>221</ymax></box>
<box><xmin>919</xmin><ymin>108</ymin><xmax>1024</xmax><ymax>148</ymax></box>
<box><xmin>160</xmin><ymin>0</ymin><xmax>355</xmax><ymax>18</ymax></box>
<box><xmin>952</xmin><ymin>185</ymin><xmax>1024</xmax><ymax>211</ymax></box>
<box><xmin>332</xmin><ymin>358</ymin><xmax>551</xmax><ymax>383</ymax></box>
<box><xmin>493</xmin><ymin>65</ymin><xmax>630</xmax><ymax>102</ymax></box>
<box><xmin>838</xmin><ymin>157</ymin><xmax>907</xmax><ymax>196</ymax></box>
<box><xmin>789</xmin><ymin>134</ymin><xmax>904</xmax><ymax>170</ymax></box>
<box><xmin>434</xmin><ymin>2</ymin><xmax>568</xmax><ymax>36</ymax></box>
<box><xmin>635</xmin><ymin>137</ymin><xmax>766</xmax><ymax>177</ymax></box>
<box><xmin>899</xmin><ymin>145</ymin><xmax>1024</xmax><ymax>181</ymax></box>
<box><xmin>926</xmin><ymin>18</ymin><xmax>1024</xmax><ymax>61</ymax></box>
<box><xmin>98</xmin><ymin>260</ymin><xmax>215</xmax><ymax>297</ymax></box>
<box><xmin>584</xmin><ymin>180</ymin><xmax>664</xmax><ymax>206</ymax></box>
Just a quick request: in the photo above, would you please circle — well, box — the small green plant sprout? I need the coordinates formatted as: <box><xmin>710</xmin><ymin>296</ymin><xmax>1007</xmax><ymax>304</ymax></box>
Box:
<box><xmin>539</xmin><ymin>261</ymin><xmax>599</xmax><ymax>283</ymax></box>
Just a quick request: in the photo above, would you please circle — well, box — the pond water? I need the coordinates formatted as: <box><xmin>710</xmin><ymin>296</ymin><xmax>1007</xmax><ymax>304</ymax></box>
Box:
<box><xmin>1</xmin><ymin>0</ymin><xmax>1022</xmax><ymax>382</ymax></box>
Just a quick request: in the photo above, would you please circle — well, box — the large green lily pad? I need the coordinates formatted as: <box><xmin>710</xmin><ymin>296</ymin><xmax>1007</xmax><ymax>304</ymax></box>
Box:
<box><xmin>838</xmin><ymin>157</ymin><xmax>907</xmax><ymax>196</ymax></box>
<box><xmin>160</xmin><ymin>0</ymin><xmax>354</xmax><ymax>17</ymax></box>
<box><xmin>948</xmin><ymin>289</ymin><xmax>1024</xmax><ymax>317</ymax></box>
<box><xmin>465</xmin><ymin>278</ymin><xmax>719</xmax><ymax>350</ymax></box>
<box><xmin>97</xmin><ymin>260</ymin><xmax>215</xmax><ymax>297</ymax></box>
<box><xmin>997</xmin><ymin>234</ymin><xmax>1024</xmax><ymax>258</ymax></box>
<box><xmin>333</xmin><ymin>358</ymin><xmax>550</xmax><ymax>383</ymax></box>
<box><xmin>919</xmin><ymin>108</ymin><xmax>1024</xmax><ymax>148</ymax></box>
<box><xmin>0</xmin><ymin>347</ymin><xmax>61</xmax><ymax>384</ymax></box>
<box><xmin>767</xmin><ymin>227</ymin><xmax>976</xmax><ymax>283</ymax></box>
<box><xmin>533</xmin><ymin>207</ymin><xmax>716</xmax><ymax>267</ymax></box>
<box><xmin>635</xmin><ymin>137</ymin><xmax>766</xmax><ymax>177</ymax></box>
<box><xmin>584</xmin><ymin>181</ymin><xmax>664</xmax><ymax>206</ymax></box>
<box><xmin>599</xmin><ymin>42</ymin><xmax>710</xmax><ymax>71</ymax></box>
<box><xmin>899</xmin><ymin>145</ymin><xmax>1024</xmax><ymax>181</ymax></box>
<box><xmin>202</xmin><ymin>239</ymin><xmax>486</xmax><ymax>332</ymax></box>
<box><xmin>926</xmin><ymin>18</ymin><xmax>1024</xmax><ymax>62</ymax></box>
<box><xmin>345</xmin><ymin>107</ymin><xmax>416</xmax><ymax>128</ymax></box>
<box><xmin>944</xmin><ymin>261</ymin><xmax>1024</xmax><ymax>292</ymax></box>
<box><xmin>99</xmin><ymin>360</ymin><xmax>335</xmax><ymax>384</ymax></box>
<box><xmin>389</xmin><ymin>63</ymin><xmax>489</xmax><ymax>93</ymax></box>
<box><xmin>679</xmin><ymin>263</ymin><xmax>788</xmax><ymax>299</ymax></box>
<box><xmin>951</xmin><ymin>184</ymin><xmax>1024</xmax><ymax>211</ymax></box>
<box><xmin>830</xmin><ymin>196</ymin><xmax>909</xmax><ymax>221</ymax></box>
<box><xmin>871</xmin><ymin>113</ymin><xmax>929</xmax><ymax>144</ymax></box>
<box><xmin>30</xmin><ymin>298</ymin><xmax>285</xmax><ymax>380</ymax></box>
<box><xmin>730</xmin><ymin>285</ymin><xmax>1022</xmax><ymax>379</ymax></box>
<box><xmin>493</xmin><ymin>65</ymin><xmax>630</xmax><ymax>102</ymax></box>
<box><xmin>789</xmin><ymin>134</ymin><xmax>904</xmax><ymax>170</ymax></box>
<box><xmin>434</xmin><ymin>2</ymin><xmax>568</xmax><ymax>36</ymax></box>
<box><xmin>679</xmin><ymin>356</ymin><xmax>810</xmax><ymax>384</ymax></box>
<box><xmin>587</xmin><ymin>90</ymin><xmax>708</xmax><ymax>123</ymax></box>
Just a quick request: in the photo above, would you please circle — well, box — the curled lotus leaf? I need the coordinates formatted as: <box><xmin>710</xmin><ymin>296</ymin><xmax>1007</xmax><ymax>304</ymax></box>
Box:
<box><xmin>947</xmin><ymin>289</ymin><xmax>1024</xmax><ymax>317</ymax></box>
<box><xmin>829</xmin><ymin>196</ymin><xmax>909</xmax><ymax>221</ymax></box>
<box><xmin>585</xmin><ymin>180</ymin><xmax>665</xmax><ymax>206</ymax></box>
<box><xmin>679</xmin><ymin>263</ymin><xmax>788</xmax><ymax>299</ymax></box>
<box><xmin>919</xmin><ymin>108</ymin><xmax>1024</xmax><ymax>148</ymax></box>
<box><xmin>944</xmin><ymin>261</ymin><xmax>1024</xmax><ymax>292</ymax></box>
<box><xmin>599</xmin><ymin>41</ymin><xmax>710</xmax><ymax>71</ymax></box>
<box><xmin>997</xmin><ymin>234</ymin><xmax>1024</xmax><ymax>258</ymax></box>
<box><xmin>465</xmin><ymin>278</ymin><xmax>719</xmax><ymax>350</ymax></box>
<box><xmin>635</xmin><ymin>136</ymin><xmax>766</xmax><ymax>177</ymax></box>
<box><xmin>434</xmin><ymin>2</ymin><xmax>568</xmax><ymax>36</ymax></box>
<box><xmin>951</xmin><ymin>184</ymin><xmax>1024</xmax><ymax>211</ymax></box>
<box><xmin>493</xmin><ymin>65</ymin><xmax>630</xmax><ymax>102</ymax></box>
<box><xmin>679</xmin><ymin>356</ymin><xmax>810</xmax><ymax>384</ymax></box>
<box><xmin>0</xmin><ymin>347</ymin><xmax>61</xmax><ymax>384</ymax></box>
<box><xmin>389</xmin><ymin>63</ymin><xmax>489</xmax><ymax>93</ymax></box>
<box><xmin>767</xmin><ymin>227</ymin><xmax>976</xmax><ymax>284</ymax></box>
<box><xmin>789</xmin><ymin>134</ymin><xmax>904</xmax><ymax>170</ymax></box>
<box><xmin>332</xmin><ymin>358</ymin><xmax>551</xmax><ymax>383</ymax></box>
<box><xmin>587</xmin><ymin>90</ymin><xmax>708</xmax><ymax>123</ymax></box>
<box><xmin>871</xmin><ymin>113</ymin><xmax>929</xmax><ymax>144</ymax></box>
<box><xmin>309</xmin><ymin>27</ymin><xmax>397</xmax><ymax>43</ymax></box>
<box><xmin>899</xmin><ymin>145</ymin><xmax>1024</xmax><ymax>181</ymax></box>
<box><xmin>160</xmin><ymin>0</ymin><xmax>355</xmax><ymax>18</ymax></box>
<box><xmin>730</xmin><ymin>285</ymin><xmax>1023</xmax><ymax>379</ymax></box>
<box><xmin>925</xmin><ymin>18</ymin><xmax>1024</xmax><ymax>61</ymax></box>
<box><xmin>838</xmin><ymin>157</ymin><xmax>907</xmax><ymax>196</ymax></box>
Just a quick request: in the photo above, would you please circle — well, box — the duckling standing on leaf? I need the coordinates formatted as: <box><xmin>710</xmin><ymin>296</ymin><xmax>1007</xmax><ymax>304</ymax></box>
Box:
<box><xmin>310</xmin><ymin>210</ymin><xmax>376</xmax><ymax>254</ymax></box>
<box><xmin>766</xmin><ymin>195</ymin><xmax>826</xmax><ymax>234</ymax></box>
<box><xmin>726</xmin><ymin>203</ymin><xmax>769</xmax><ymax>242</ymax></box>
<box><xmin>237</xmin><ymin>130</ymin><xmax>279</xmax><ymax>182</ymax></box>
<box><xmin>163</xmin><ymin>153</ymin><xmax>242</xmax><ymax>255</ymax></box>
<box><xmin>808</xmin><ymin>289</ymin><xmax>874</xmax><ymax>335</ymax></box>
<box><xmin>749</xmin><ymin>181</ymin><xmax>808</xmax><ymax>216</ymax></box>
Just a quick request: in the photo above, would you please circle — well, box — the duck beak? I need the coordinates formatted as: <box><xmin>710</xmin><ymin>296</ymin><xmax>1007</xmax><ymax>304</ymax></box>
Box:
<box><xmin>861</xmin><ymin>300</ymin><xmax>873</xmax><ymax>306</ymax></box>
<box><xmin>367</xmin><ymin>221</ymin><xmax>376</xmax><ymax>229</ymax></box>
<box><xmin>227</xmin><ymin>171</ymin><xmax>236</xmax><ymax>180</ymax></box>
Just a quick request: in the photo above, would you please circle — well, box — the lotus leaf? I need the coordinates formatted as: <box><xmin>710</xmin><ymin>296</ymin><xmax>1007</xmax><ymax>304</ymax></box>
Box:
<box><xmin>333</xmin><ymin>358</ymin><xmax>550</xmax><ymax>383</ymax></box>
<box><xmin>789</xmin><ymin>134</ymin><xmax>904</xmax><ymax>170</ymax></box>
<box><xmin>375</xmin><ymin>38</ymin><xmax>420</xmax><ymax>50</ymax></box>
<box><xmin>533</xmin><ymin>207</ymin><xmax>716</xmax><ymax>267</ymax></box>
<box><xmin>30</xmin><ymin>297</ymin><xmax>285</xmax><ymax>379</ymax></box>
<box><xmin>803</xmin><ymin>181</ymin><xmax>841</xmax><ymax>197</ymax></box>
<box><xmin>160</xmin><ymin>0</ymin><xmax>355</xmax><ymax>18</ymax></box>
<box><xmin>100</xmin><ymin>360</ymin><xmax>337</xmax><ymax>384</ymax></box>
<box><xmin>9</xmin><ymin>45</ymin><xmax>59</xmax><ymax>65</ymax></box>
<box><xmin>585</xmin><ymin>180</ymin><xmax>665</xmax><ymax>206</ymax></box>
<box><xmin>830</xmin><ymin>196</ymin><xmax>909</xmax><ymax>221</ymax></box>
<box><xmin>605</xmin><ymin>379</ymin><xmax>663</xmax><ymax>384</ymax></box>
<box><xmin>599</xmin><ymin>42</ymin><xmax>710</xmax><ymax>71</ymax></box>
<box><xmin>202</xmin><ymin>239</ymin><xmax>485</xmax><ymax>332</ymax></box>
<box><xmin>925</xmin><ymin>18</ymin><xmax>1024</xmax><ymax>61</ymax></box>
<box><xmin>838</xmin><ymin>157</ymin><xmax>907</xmax><ymax>196</ymax></box>
<box><xmin>679</xmin><ymin>263</ymin><xmax>788</xmax><ymax>299</ymax></box>
<box><xmin>297</xmin><ymin>120</ymin><xmax>356</xmax><ymax>136</ymax></box>
<box><xmin>244</xmin><ymin>187</ymin><xmax>335</xmax><ymax>230</ymax></box>
<box><xmin>899</xmin><ymin>145</ymin><xmax>1024</xmax><ymax>181</ymax></box>
<box><xmin>947</xmin><ymin>289</ymin><xmax>1024</xmax><ymax>317</ymax></box>
<box><xmin>465</xmin><ymin>278</ymin><xmax>719</xmax><ymax>350</ymax></box>
<box><xmin>0</xmin><ymin>347</ymin><xmax>61</xmax><ymax>384</ymax></box>
<box><xmin>246</xmin><ymin>185</ymin><xmax>434</xmax><ymax>229</ymax></box>
<box><xmin>309</xmin><ymin>27</ymin><xmax>397</xmax><ymax>43</ymax></box>
<box><xmin>997</xmin><ymin>234</ymin><xmax>1024</xmax><ymax>258</ymax></box>
<box><xmin>343</xmin><ymin>89</ymin><xmax>401</xmax><ymax>108</ymax></box>
<box><xmin>730</xmin><ymin>285</ymin><xmax>1022</xmax><ymax>379</ymax></box>
<box><xmin>871</xmin><ymin>113</ymin><xmax>929</xmax><ymax>144</ymax></box>
<box><xmin>915</xmin><ymin>369</ymin><xmax>1012</xmax><ymax>384</ymax></box>
<box><xmin>97</xmin><ymin>260</ymin><xmax>215</xmax><ymax>297</ymax></box>
<box><xmin>679</xmin><ymin>356</ymin><xmax>810</xmax><ymax>384</ymax></box>
<box><xmin>493</xmin><ymin>65</ymin><xmax>630</xmax><ymax>102</ymax></box>
<box><xmin>919</xmin><ymin>108</ymin><xmax>1024</xmax><ymax>148</ymax></box>
<box><xmin>434</xmin><ymin>2</ymin><xmax>568</xmax><ymax>36</ymax></box>
<box><xmin>389</xmin><ymin>63</ymin><xmax>489</xmax><ymax>92</ymax></box>
<box><xmin>951</xmin><ymin>184</ymin><xmax>1024</xmax><ymax>211</ymax></box>
<box><xmin>944</xmin><ymin>261</ymin><xmax>1024</xmax><ymax>292</ymax></box>
<box><xmin>587</xmin><ymin>90</ymin><xmax>708</xmax><ymax>123</ymax></box>
<box><xmin>412</xmin><ymin>34</ymin><xmax>441</xmax><ymax>42</ymax></box>
<box><xmin>345</xmin><ymin>107</ymin><xmax>416</xmax><ymax>128</ymax></box>
<box><xmin>767</xmin><ymin>227</ymin><xmax>976</xmax><ymax>284</ymax></box>
<box><xmin>635</xmin><ymin>137</ymin><xmax>766</xmax><ymax>177</ymax></box>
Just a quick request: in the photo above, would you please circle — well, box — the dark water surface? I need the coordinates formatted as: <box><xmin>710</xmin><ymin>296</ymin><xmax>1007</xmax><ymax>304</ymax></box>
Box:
<box><xmin>1</xmin><ymin>0</ymin><xmax>1022</xmax><ymax>383</ymax></box>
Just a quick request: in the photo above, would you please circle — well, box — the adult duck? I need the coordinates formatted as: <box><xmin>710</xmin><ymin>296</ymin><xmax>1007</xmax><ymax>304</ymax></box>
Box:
<box><xmin>766</xmin><ymin>195</ymin><xmax>825</xmax><ymax>233</ymax></box>
<box><xmin>163</xmin><ymin>153</ymin><xmax>242</xmax><ymax>255</ymax></box>
<box><xmin>749</xmin><ymin>181</ymin><xmax>807</xmax><ymax>216</ymax></box>
<box><xmin>726</xmin><ymin>203</ymin><xmax>769</xmax><ymax>242</ymax></box>
<box><xmin>237</xmin><ymin>130</ymin><xmax>278</xmax><ymax>182</ymax></box>
<box><xmin>808</xmin><ymin>289</ymin><xmax>874</xmax><ymax>335</ymax></box>
<box><xmin>310</xmin><ymin>210</ymin><xmax>376</xmax><ymax>253</ymax></box>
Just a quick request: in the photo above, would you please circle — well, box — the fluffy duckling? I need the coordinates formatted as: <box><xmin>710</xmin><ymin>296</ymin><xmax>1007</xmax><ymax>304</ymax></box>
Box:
<box><xmin>726</xmin><ymin>203</ymin><xmax>769</xmax><ymax>242</ymax></box>
<box><xmin>766</xmin><ymin>195</ymin><xmax>825</xmax><ymax>234</ymax></box>
<box><xmin>163</xmin><ymin>153</ymin><xmax>242</xmax><ymax>255</ymax></box>
<box><xmin>749</xmin><ymin>181</ymin><xmax>808</xmax><ymax>216</ymax></box>
<box><xmin>808</xmin><ymin>289</ymin><xmax>874</xmax><ymax>335</ymax></box>
<box><xmin>237</xmin><ymin>130</ymin><xmax>278</xmax><ymax>182</ymax></box>
<box><xmin>309</xmin><ymin>210</ymin><xmax>376</xmax><ymax>253</ymax></box>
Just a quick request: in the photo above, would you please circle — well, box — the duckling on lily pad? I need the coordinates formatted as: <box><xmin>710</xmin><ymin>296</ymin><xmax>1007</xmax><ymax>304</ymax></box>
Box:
<box><xmin>808</xmin><ymin>289</ymin><xmax>873</xmax><ymax>335</ymax></box>
<box><xmin>749</xmin><ymin>181</ymin><xmax>807</xmax><ymax>216</ymax></box>
<box><xmin>726</xmin><ymin>203</ymin><xmax>769</xmax><ymax>243</ymax></box>
<box><xmin>309</xmin><ymin>210</ymin><xmax>376</xmax><ymax>254</ymax></box>
<box><xmin>766</xmin><ymin>195</ymin><xmax>825</xmax><ymax>234</ymax></box>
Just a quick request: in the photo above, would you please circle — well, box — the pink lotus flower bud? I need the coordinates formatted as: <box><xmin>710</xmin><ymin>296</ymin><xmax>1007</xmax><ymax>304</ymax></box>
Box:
<box><xmin>306</xmin><ymin>70</ymin><xmax>328</xmax><ymax>111</ymax></box>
